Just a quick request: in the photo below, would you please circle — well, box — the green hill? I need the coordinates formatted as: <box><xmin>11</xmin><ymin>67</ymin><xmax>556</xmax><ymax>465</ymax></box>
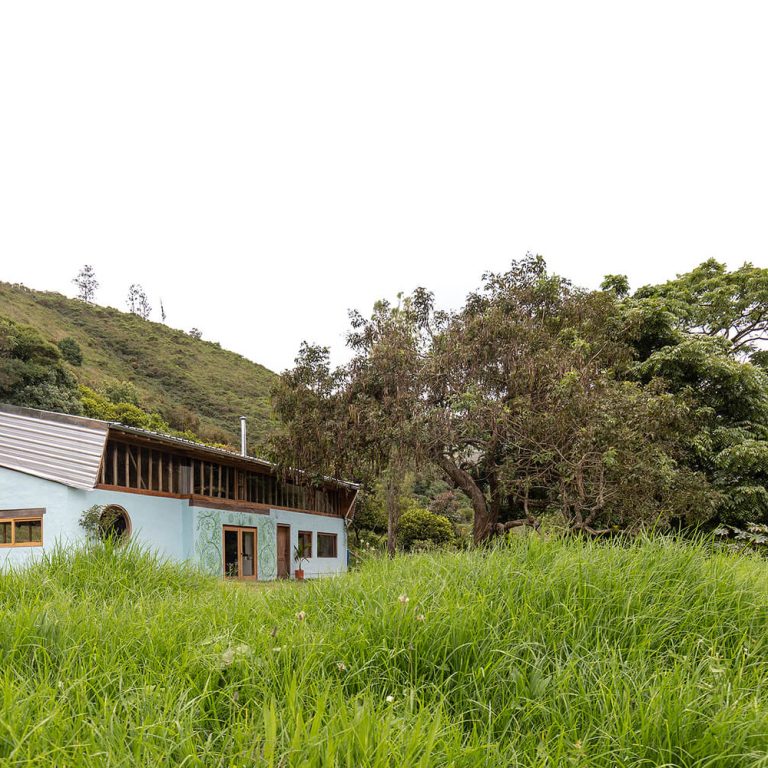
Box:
<box><xmin>0</xmin><ymin>281</ymin><xmax>278</xmax><ymax>446</ymax></box>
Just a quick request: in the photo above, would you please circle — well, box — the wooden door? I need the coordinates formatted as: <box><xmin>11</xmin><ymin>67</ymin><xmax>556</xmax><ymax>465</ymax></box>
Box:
<box><xmin>277</xmin><ymin>524</ymin><xmax>291</xmax><ymax>579</ymax></box>
<box><xmin>223</xmin><ymin>526</ymin><xmax>258</xmax><ymax>580</ymax></box>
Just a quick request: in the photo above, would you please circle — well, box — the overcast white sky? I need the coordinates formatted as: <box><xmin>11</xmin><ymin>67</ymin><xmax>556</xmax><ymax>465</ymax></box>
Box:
<box><xmin>1</xmin><ymin>2</ymin><xmax>767</xmax><ymax>372</ymax></box>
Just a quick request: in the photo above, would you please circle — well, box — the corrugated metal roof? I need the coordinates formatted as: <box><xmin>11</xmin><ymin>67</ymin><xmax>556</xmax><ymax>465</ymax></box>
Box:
<box><xmin>0</xmin><ymin>403</ymin><xmax>360</xmax><ymax>490</ymax></box>
<box><xmin>0</xmin><ymin>404</ymin><xmax>108</xmax><ymax>489</ymax></box>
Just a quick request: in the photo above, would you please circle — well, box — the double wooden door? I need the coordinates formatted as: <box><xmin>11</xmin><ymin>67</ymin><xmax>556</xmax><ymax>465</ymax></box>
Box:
<box><xmin>223</xmin><ymin>526</ymin><xmax>257</xmax><ymax>579</ymax></box>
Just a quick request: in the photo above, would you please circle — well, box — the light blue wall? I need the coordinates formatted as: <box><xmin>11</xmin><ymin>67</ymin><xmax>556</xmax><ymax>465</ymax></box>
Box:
<box><xmin>0</xmin><ymin>468</ymin><xmax>80</xmax><ymax>568</ymax></box>
<box><xmin>271</xmin><ymin>508</ymin><xmax>347</xmax><ymax>579</ymax></box>
<box><xmin>0</xmin><ymin>467</ymin><xmax>348</xmax><ymax>579</ymax></box>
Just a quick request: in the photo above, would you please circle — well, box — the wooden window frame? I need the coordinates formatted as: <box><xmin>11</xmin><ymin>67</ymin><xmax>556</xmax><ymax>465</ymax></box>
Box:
<box><xmin>222</xmin><ymin>525</ymin><xmax>258</xmax><ymax>580</ymax></box>
<box><xmin>317</xmin><ymin>532</ymin><xmax>337</xmax><ymax>558</ymax></box>
<box><xmin>298</xmin><ymin>530</ymin><xmax>313</xmax><ymax>558</ymax></box>
<box><xmin>0</xmin><ymin>510</ymin><xmax>45</xmax><ymax>548</ymax></box>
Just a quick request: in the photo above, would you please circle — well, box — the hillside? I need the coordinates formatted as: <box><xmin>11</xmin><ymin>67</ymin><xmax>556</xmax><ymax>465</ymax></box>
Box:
<box><xmin>2</xmin><ymin>538</ymin><xmax>768</xmax><ymax>766</ymax></box>
<box><xmin>0</xmin><ymin>281</ymin><xmax>278</xmax><ymax>446</ymax></box>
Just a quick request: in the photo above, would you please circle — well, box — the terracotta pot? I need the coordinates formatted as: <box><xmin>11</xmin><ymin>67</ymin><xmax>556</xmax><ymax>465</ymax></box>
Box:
<box><xmin>294</xmin><ymin>568</ymin><xmax>305</xmax><ymax>581</ymax></box>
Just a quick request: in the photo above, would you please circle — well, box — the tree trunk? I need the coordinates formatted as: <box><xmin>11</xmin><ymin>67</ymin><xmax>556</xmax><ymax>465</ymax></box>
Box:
<box><xmin>385</xmin><ymin>458</ymin><xmax>404</xmax><ymax>558</ymax></box>
<box><xmin>435</xmin><ymin>454</ymin><xmax>495</xmax><ymax>544</ymax></box>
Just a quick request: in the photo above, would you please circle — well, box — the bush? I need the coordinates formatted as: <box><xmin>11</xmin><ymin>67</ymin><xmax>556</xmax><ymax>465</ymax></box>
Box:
<box><xmin>0</xmin><ymin>316</ymin><xmax>83</xmax><ymax>413</ymax></box>
<box><xmin>104</xmin><ymin>380</ymin><xmax>141</xmax><ymax>406</ymax></box>
<box><xmin>57</xmin><ymin>337</ymin><xmax>83</xmax><ymax>365</ymax></box>
<box><xmin>79</xmin><ymin>385</ymin><xmax>171</xmax><ymax>432</ymax></box>
<box><xmin>398</xmin><ymin>505</ymin><xmax>454</xmax><ymax>550</ymax></box>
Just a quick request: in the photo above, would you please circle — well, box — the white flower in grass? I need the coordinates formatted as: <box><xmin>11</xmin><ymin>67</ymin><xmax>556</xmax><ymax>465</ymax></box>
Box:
<box><xmin>398</xmin><ymin>594</ymin><xmax>409</xmax><ymax>605</ymax></box>
<box><xmin>336</xmin><ymin>662</ymin><xmax>347</xmax><ymax>672</ymax></box>
<box><xmin>416</xmin><ymin>614</ymin><xmax>425</xmax><ymax>622</ymax></box>
<box><xmin>385</xmin><ymin>695</ymin><xmax>395</xmax><ymax>703</ymax></box>
<box><xmin>220</xmin><ymin>643</ymin><xmax>252</xmax><ymax>668</ymax></box>
<box><xmin>296</xmin><ymin>610</ymin><xmax>306</xmax><ymax>621</ymax></box>
<box><xmin>273</xmin><ymin>646</ymin><xmax>282</xmax><ymax>652</ymax></box>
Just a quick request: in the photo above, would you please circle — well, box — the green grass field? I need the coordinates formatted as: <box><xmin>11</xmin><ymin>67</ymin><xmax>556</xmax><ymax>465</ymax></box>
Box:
<box><xmin>2</xmin><ymin>537</ymin><xmax>768</xmax><ymax>767</ymax></box>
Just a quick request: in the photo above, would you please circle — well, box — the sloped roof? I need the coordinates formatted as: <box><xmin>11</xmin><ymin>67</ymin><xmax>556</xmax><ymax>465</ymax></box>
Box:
<box><xmin>0</xmin><ymin>404</ymin><xmax>108</xmax><ymax>489</ymax></box>
<box><xmin>0</xmin><ymin>403</ymin><xmax>359</xmax><ymax>491</ymax></box>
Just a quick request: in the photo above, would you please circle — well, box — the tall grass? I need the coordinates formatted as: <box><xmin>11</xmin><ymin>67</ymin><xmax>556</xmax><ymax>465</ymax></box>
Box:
<box><xmin>2</xmin><ymin>537</ymin><xmax>768</xmax><ymax>766</ymax></box>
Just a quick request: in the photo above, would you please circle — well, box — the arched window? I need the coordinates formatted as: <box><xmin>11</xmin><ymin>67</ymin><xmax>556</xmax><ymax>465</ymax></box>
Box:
<box><xmin>99</xmin><ymin>505</ymin><xmax>132</xmax><ymax>542</ymax></box>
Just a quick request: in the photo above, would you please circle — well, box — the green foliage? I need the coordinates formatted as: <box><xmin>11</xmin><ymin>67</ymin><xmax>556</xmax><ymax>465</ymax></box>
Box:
<box><xmin>57</xmin><ymin>336</ymin><xmax>83</xmax><ymax>365</ymax></box>
<box><xmin>600</xmin><ymin>273</ymin><xmax>630</xmax><ymax>298</ymax></box>
<box><xmin>0</xmin><ymin>281</ymin><xmax>277</xmax><ymax>446</ymax></box>
<box><xmin>274</xmin><ymin>256</ymin><xmax>725</xmax><ymax>542</ymax></box>
<box><xmin>79</xmin><ymin>385</ymin><xmax>173</xmax><ymax>433</ymax></box>
<box><xmin>429</xmin><ymin>490</ymin><xmax>471</xmax><ymax>522</ymax></box>
<box><xmin>714</xmin><ymin>522</ymin><xmax>768</xmax><ymax>553</ymax></box>
<box><xmin>3</xmin><ymin>539</ymin><xmax>768</xmax><ymax>765</ymax></box>
<box><xmin>636</xmin><ymin>336</ymin><xmax>768</xmax><ymax>525</ymax></box>
<box><xmin>103</xmin><ymin>379</ymin><xmax>141</xmax><ymax>406</ymax></box>
<box><xmin>78</xmin><ymin>504</ymin><xmax>129</xmax><ymax>542</ymax></box>
<box><xmin>636</xmin><ymin>258</ymin><xmax>768</xmax><ymax>357</ymax></box>
<box><xmin>350</xmin><ymin>488</ymin><xmax>388</xmax><ymax>537</ymax></box>
<box><xmin>398</xmin><ymin>503</ymin><xmax>455</xmax><ymax>550</ymax></box>
<box><xmin>638</xmin><ymin>336</ymin><xmax>768</xmax><ymax>423</ymax></box>
<box><xmin>0</xmin><ymin>315</ymin><xmax>83</xmax><ymax>413</ymax></box>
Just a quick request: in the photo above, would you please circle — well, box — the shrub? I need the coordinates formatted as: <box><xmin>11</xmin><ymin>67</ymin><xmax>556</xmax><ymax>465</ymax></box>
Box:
<box><xmin>104</xmin><ymin>380</ymin><xmax>141</xmax><ymax>406</ymax></box>
<box><xmin>57</xmin><ymin>337</ymin><xmax>83</xmax><ymax>365</ymax></box>
<box><xmin>0</xmin><ymin>316</ymin><xmax>83</xmax><ymax>413</ymax></box>
<box><xmin>398</xmin><ymin>505</ymin><xmax>454</xmax><ymax>550</ymax></box>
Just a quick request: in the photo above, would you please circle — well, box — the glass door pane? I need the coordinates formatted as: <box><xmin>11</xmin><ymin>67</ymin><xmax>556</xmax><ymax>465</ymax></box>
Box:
<box><xmin>223</xmin><ymin>529</ymin><xmax>239</xmax><ymax>577</ymax></box>
<box><xmin>241</xmin><ymin>530</ymin><xmax>255</xmax><ymax>577</ymax></box>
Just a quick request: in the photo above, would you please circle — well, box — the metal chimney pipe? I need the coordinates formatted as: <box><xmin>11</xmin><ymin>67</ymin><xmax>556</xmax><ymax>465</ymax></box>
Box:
<box><xmin>240</xmin><ymin>416</ymin><xmax>247</xmax><ymax>456</ymax></box>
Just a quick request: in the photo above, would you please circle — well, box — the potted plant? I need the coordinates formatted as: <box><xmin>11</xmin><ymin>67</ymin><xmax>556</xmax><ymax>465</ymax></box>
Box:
<box><xmin>294</xmin><ymin>541</ymin><xmax>309</xmax><ymax>581</ymax></box>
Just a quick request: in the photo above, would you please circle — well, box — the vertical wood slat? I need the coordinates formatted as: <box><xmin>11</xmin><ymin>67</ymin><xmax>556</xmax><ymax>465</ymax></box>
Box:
<box><xmin>159</xmin><ymin>452</ymin><xmax>163</xmax><ymax>492</ymax></box>
<box><xmin>137</xmin><ymin>448</ymin><xmax>143</xmax><ymax>489</ymax></box>
<box><xmin>124</xmin><ymin>445</ymin><xmax>130</xmax><ymax>488</ymax></box>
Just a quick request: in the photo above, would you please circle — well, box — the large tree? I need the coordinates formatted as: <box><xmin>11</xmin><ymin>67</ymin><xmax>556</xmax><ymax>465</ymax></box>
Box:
<box><xmin>271</xmin><ymin>294</ymin><xmax>431</xmax><ymax>556</ymax></box>
<box><xmin>274</xmin><ymin>256</ymin><xmax>706</xmax><ymax>544</ymax></box>
<box><xmin>607</xmin><ymin>260</ymin><xmax>768</xmax><ymax>530</ymax></box>
<box><xmin>423</xmin><ymin>256</ymin><xmax>705</xmax><ymax>539</ymax></box>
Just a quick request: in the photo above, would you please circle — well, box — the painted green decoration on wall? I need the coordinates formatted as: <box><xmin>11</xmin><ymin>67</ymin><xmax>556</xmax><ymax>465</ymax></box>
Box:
<box><xmin>193</xmin><ymin>508</ymin><xmax>277</xmax><ymax>580</ymax></box>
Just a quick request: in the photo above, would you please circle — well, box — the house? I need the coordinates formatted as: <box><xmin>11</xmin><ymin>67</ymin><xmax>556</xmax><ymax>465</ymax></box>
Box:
<box><xmin>0</xmin><ymin>403</ymin><xmax>357</xmax><ymax>579</ymax></box>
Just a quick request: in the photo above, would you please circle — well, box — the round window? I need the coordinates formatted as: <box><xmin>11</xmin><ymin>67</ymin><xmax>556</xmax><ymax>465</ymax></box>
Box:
<box><xmin>99</xmin><ymin>505</ymin><xmax>132</xmax><ymax>542</ymax></box>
